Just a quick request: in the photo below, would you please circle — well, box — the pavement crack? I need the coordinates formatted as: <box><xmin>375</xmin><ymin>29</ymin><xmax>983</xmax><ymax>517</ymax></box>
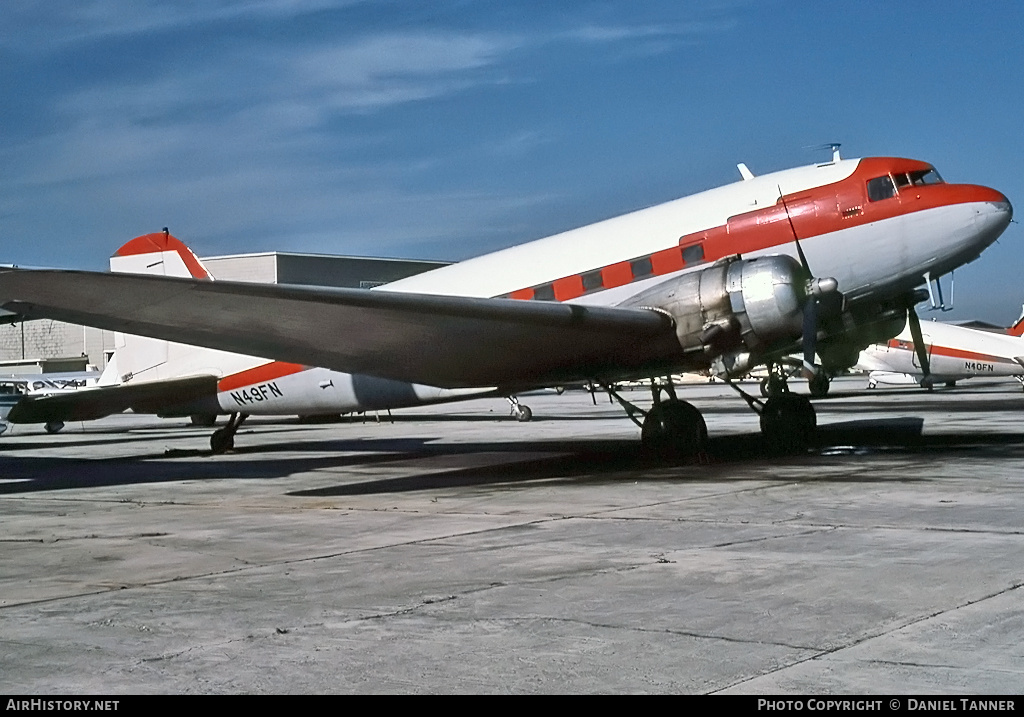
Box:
<box><xmin>711</xmin><ymin>581</ymin><xmax>1024</xmax><ymax>693</ymax></box>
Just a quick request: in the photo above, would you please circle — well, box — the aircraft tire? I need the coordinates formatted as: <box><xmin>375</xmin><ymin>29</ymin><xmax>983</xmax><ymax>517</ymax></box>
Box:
<box><xmin>760</xmin><ymin>394</ymin><xmax>816</xmax><ymax>453</ymax></box>
<box><xmin>808</xmin><ymin>373</ymin><xmax>830</xmax><ymax>398</ymax></box>
<box><xmin>640</xmin><ymin>400</ymin><xmax>708</xmax><ymax>459</ymax></box>
<box><xmin>210</xmin><ymin>428</ymin><xmax>234</xmax><ymax>454</ymax></box>
<box><xmin>44</xmin><ymin>421</ymin><xmax>65</xmax><ymax>434</ymax></box>
<box><xmin>515</xmin><ymin>405</ymin><xmax>533</xmax><ymax>422</ymax></box>
<box><xmin>191</xmin><ymin>414</ymin><xmax>218</xmax><ymax>427</ymax></box>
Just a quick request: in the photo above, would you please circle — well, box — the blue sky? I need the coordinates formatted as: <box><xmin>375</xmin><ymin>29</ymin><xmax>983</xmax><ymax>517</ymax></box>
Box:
<box><xmin>2</xmin><ymin>1</ymin><xmax>1023</xmax><ymax>322</ymax></box>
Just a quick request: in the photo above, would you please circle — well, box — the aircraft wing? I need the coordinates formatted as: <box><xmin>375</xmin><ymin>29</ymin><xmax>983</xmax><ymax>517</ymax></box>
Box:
<box><xmin>0</xmin><ymin>269</ymin><xmax>682</xmax><ymax>389</ymax></box>
<box><xmin>7</xmin><ymin>375</ymin><xmax>220</xmax><ymax>424</ymax></box>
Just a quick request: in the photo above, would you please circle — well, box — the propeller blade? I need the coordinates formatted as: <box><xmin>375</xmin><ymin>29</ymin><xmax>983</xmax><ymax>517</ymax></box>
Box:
<box><xmin>906</xmin><ymin>306</ymin><xmax>932</xmax><ymax>379</ymax></box>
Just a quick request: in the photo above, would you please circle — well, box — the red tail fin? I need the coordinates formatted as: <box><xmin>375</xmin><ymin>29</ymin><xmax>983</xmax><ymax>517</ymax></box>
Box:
<box><xmin>110</xmin><ymin>230</ymin><xmax>212</xmax><ymax>280</ymax></box>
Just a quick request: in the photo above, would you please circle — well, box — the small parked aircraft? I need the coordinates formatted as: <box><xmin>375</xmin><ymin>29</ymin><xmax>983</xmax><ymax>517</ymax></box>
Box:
<box><xmin>0</xmin><ymin>369</ymin><xmax>100</xmax><ymax>435</ymax></box>
<box><xmin>855</xmin><ymin>310</ymin><xmax>1024</xmax><ymax>390</ymax></box>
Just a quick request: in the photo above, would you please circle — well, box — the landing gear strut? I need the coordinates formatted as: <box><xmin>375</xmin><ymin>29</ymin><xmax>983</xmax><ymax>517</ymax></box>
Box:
<box><xmin>210</xmin><ymin>412</ymin><xmax>248</xmax><ymax>453</ymax></box>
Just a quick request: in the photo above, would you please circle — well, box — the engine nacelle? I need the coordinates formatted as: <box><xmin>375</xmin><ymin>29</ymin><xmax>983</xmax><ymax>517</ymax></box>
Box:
<box><xmin>816</xmin><ymin>305</ymin><xmax>907</xmax><ymax>373</ymax></box>
<box><xmin>623</xmin><ymin>255</ymin><xmax>808</xmax><ymax>372</ymax></box>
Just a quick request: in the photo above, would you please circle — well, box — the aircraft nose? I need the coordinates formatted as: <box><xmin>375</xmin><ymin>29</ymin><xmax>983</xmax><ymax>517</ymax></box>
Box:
<box><xmin>978</xmin><ymin>185</ymin><xmax>1012</xmax><ymax>220</ymax></box>
<box><xmin>972</xmin><ymin>186</ymin><xmax>1013</xmax><ymax>246</ymax></box>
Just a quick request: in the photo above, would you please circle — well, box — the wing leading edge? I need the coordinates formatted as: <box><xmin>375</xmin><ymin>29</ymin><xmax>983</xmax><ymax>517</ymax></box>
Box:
<box><xmin>0</xmin><ymin>269</ymin><xmax>681</xmax><ymax>390</ymax></box>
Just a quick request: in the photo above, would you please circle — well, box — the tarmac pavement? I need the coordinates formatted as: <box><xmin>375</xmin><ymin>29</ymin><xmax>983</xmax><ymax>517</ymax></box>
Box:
<box><xmin>1</xmin><ymin>376</ymin><xmax>1022</xmax><ymax>693</ymax></box>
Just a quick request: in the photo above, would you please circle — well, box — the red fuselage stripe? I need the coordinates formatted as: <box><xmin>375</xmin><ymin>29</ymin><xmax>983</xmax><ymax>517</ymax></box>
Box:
<box><xmin>886</xmin><ymin>339</ymin><xmax>1014</xmax><ymax>365</ymax></box>
<box><xmin>218</xmin><ymin>361</ymin><xmax>307</xmax><ymax>392</ymax></box>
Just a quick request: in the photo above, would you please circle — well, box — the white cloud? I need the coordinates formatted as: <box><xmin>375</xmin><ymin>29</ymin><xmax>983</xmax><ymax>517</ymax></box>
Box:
<box><xmin>0</xmin><ymin>0</ymin><xmax>361</xmax><ymax>51</ymax></box>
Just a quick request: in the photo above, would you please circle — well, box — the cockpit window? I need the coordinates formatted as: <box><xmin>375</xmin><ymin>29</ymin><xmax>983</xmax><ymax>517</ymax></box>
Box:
<box><xmin>867</xmin><ymin>175</ymin><xmax>897</xmax><ymax>202</ymax></box>
<box><xmin>909</xmin><ymin>168</ymin><xmax>943</xmax><ymax>186</ymax></box>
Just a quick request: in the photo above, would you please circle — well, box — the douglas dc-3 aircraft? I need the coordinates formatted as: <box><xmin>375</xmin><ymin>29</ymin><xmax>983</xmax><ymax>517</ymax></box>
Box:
<box><xmin>0</xmin><ymin>151</ymin><xmax>1012</xmax><ymax>456</ymax></box>
<box><xmin>7</xmin><ymin>235</ymin><xmax>502</xmax><ymax>451</ymax></box>
<box><xmin>855</xmin><ymin>311</ymin><xmax>1024</xmax><ymax>390</ymax></box>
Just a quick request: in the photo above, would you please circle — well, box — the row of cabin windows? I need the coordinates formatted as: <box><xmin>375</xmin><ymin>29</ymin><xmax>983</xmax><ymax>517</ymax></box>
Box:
<box><xmin>523</xmin><ymin>243</ymin><xmax>706</xmax><ymax>301</ymax></box>
<box><xmin>867</xmin><ymin>168</ymin><xmax>944</xmax><ymax>202</ymax></box>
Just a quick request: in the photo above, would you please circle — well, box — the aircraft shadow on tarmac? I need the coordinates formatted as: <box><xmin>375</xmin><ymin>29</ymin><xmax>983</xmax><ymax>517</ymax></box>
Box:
<box><xmin>3</xmin><ymin>416</ymin><xmax>1024</xmax><ymax>496</ymax></box>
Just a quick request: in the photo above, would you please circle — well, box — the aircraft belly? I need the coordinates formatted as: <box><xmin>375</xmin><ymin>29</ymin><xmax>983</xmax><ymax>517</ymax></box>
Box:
<box><xmin>216</xmin><ymin>367</ymin><xmax>497</xmax><ymax>415</ymax></box>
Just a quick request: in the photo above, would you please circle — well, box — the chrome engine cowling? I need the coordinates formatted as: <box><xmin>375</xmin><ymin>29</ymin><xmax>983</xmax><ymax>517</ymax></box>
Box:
<box><xmin>623</xmin><ymin>255</ymin><xmax>808</xmax><ymax>374</ymax></box>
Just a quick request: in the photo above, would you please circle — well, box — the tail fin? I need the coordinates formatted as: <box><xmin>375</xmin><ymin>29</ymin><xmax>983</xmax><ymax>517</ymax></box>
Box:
<box><xmin>1009</xmin><ymin>305</ymin><xmax>1024</xmax><ymax>337</ymax></box>
<box><xmin>106</xmin><ymin>231</ymin><xmax>217</xmax><ymax>384</ymax></box>
<box><xmin>110</xmin><ymin>229</ymin><xmax>213</xmax><ymax>280</ymax></box>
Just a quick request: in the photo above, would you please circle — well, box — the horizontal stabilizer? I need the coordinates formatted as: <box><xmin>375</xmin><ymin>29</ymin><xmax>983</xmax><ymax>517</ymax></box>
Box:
<box><xmin>8</xmin><ymin>375</ymin><xmax>219</xmax><ymax>423</ymax></box>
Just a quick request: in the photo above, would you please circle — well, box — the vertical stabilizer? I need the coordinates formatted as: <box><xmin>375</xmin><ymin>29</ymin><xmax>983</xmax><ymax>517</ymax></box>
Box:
<box><xmin>110</xmin><ymin>229</ymin><xmax>213</xmax><ymax>280</ymax></box>
<box><xmin>107</xmin><ymin>231</ymin><xmax>228</xmax><ymax>384</ymax></box>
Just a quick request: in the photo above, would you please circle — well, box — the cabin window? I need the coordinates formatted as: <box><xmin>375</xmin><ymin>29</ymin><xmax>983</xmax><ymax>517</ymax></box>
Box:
<box><xmin>630</xmin><ymin>257</ymin><xmax>653</xmax><ymax>279</ymax></box>
<box><xmin>581</xmin><ymin>270</ymin><xmax>603</xmax><ymax>292</ymax></box>
<box><xmin>894</xmin><ymin>173</ymin><xmax>911</xmax><ymax>188</ymax></box>
<box><xmin>533</xmin><ymin>283</ymin><xmax>555</xmax><ymax>301</ymax></box>
<box><xmin>867</xmin><ymin>175</ymin><xmax>897</xmax><ymax>202</ymax></box>
<box><xmin>681</xmin><ymin>243</ymin><xmax>704</xmax><ymax>264</ymax></box>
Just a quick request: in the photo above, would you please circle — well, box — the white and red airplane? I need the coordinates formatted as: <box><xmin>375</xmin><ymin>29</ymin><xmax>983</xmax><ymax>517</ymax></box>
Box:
<box><xmin>0</xmin><ymin>151</ymin><xmax>1012</xmax><ymax>455</ymax></box>
<box><xmin>855</xmin><ymin>311</ymin><xmax>1024</xmax><ymax>390</ymax></box>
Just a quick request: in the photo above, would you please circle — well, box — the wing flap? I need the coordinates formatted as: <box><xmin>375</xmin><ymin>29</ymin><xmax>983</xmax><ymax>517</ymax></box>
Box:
<box><xmin>0</xmin><ymin>269</ymin><xmax>682</xmax><ymax>389</ymax></box>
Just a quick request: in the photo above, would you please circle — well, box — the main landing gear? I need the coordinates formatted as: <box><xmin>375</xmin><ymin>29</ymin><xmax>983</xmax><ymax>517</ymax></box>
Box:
<box><xmin>756</xmin><ymin>392</ymin><xmax>816</xmax><ymax>453</ymax></box>
<box><xmin>210</xmin><ymin>412</ymin><xmax>248</xmax><ymax>454</ymax></box>
<box><xmin>741</xmin><ymin>364</ymin><xmax>817</xmax><ymax>453</ymax></box>
<box><xmin>604</xmin><ymin>367</ymin><xmax>816</xmax><ymax>459</ymax></box>
<box><xmin>603</xmin><ymin>378</ymin><xmax>708</xmax><ymax>459</ymax></box>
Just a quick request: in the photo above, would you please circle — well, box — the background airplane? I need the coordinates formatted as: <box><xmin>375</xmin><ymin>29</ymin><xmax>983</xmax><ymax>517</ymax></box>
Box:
<box><xmin>0</xmin><ymin>153</ymin><xmax>1012</xmax><ymax>456</ymax></box>
<box><xmin>855</xmin><ymin>309</ymin><xmax>1024</xmax><ymax>390</ymax></box>
<box><xmin>0</xmin><ymin>369</ymin><xmax>100</xmax><ymax>435</ymax></box>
